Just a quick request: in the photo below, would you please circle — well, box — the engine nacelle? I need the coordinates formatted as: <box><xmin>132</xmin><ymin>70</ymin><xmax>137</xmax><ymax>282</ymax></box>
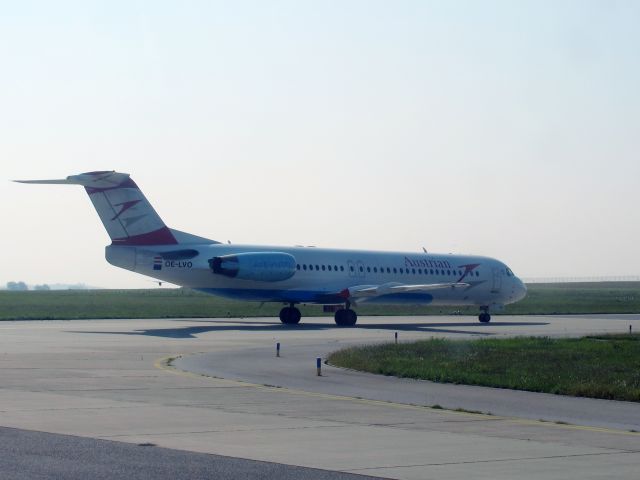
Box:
<box><xmin>209</xmin><ymin>252</ymin><xmax>297</xmax><ymax>282</ymax></box>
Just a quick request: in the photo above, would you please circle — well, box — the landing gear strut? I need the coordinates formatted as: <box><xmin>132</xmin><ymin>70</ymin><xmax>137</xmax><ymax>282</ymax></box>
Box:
<box><xmin>478</xmin><ymin>306</ymin><xmax>491</xmax><ymax>323</ymax></box>
<box><xmin>334</xmin><ymin>301</ymin><xmax>358</xmax><ymax>327</ymax></box>
<box><xmin>279</xmin><ymin>304</ymin><xmax>301</xmax><ymax>325</ymax></box>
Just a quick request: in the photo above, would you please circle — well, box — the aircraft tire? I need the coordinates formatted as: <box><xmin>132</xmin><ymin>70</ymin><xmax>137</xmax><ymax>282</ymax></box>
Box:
<box><xmin>334</xmin><ymin>309</ymin><xmax>357</xmax><ymax>327</ymax></box>
<box><xmin>279</xmin><ymin>307</ymin><xmax>301</xmax><ymax>325</ymax></box>
<box><xmin>479</xmin><ymin>313</ymin><xmax>491</xmax><ymax>323</ymax></box>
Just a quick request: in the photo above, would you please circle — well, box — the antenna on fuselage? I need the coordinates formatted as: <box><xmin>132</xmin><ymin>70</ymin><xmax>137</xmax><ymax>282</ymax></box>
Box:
<box><xmin>422</xmin><ymin>247</ymin><xmax>428</xmax><ymax>253</ymax></box>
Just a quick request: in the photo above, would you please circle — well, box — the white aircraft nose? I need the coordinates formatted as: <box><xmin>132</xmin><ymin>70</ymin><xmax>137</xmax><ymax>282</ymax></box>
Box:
<box><xmin>515</xmin><ymin>278</ymin><xmax>527</xmax><ymax>301</ymax></box>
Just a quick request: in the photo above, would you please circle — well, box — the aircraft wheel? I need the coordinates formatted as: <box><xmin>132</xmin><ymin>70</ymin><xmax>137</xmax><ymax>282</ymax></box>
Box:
<box><xmin>279</xmin><ymin>307</ymin><xmax>301</xmax><ymax>325</ymax></box>
<box><xmin>334</xmin><ymin>309</ymin><xmax>358</xmax><ymax>327</ymax></box>
<box><xmin>479</xmin><ymin>312</ymin><xmax>491</xmax><ymax>323</ymax></box>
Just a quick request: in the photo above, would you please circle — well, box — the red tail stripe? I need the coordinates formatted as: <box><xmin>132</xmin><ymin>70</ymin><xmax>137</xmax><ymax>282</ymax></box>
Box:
<box><xmin>111</xmin><ymin>227</ymin><xmax>178</xmax><ymax>246</ymax></box>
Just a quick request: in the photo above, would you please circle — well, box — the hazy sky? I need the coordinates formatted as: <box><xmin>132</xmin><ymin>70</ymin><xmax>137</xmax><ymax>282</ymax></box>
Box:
<box><xmin>2</xmin><ymin>0</ymin><xmax>639</xmax><ymax>288</ymax></box>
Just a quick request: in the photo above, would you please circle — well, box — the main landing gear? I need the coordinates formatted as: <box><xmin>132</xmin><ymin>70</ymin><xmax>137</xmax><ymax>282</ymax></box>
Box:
<box><xmin>334</xmin><ymin>301</ymin><xmax>358</xmax><ymax>327</ymax></box>
<box><xmin>279</xmin><ymin>304</ymin><xmax>301</xmax><ymax>325</ymax></box>
<box><xmin>478</xmin><ymin>306</ymin><xmax>491</xmax><ymax>323</ymax></box>
<box><xmin>278</xmin><ymin>302</ymin><xmax>358</xmax><ymax>327</ymax></box>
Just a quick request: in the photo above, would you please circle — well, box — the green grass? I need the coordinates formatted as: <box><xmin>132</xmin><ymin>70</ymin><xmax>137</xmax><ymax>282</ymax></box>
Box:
<box><xmin>328</xmin><ymin>334</ymin><xmax>640</xmax><ymax>402</ymax></box>
<box><xmin>0</xmin><ymin>289</ymin><xmax>284</xmax><ymax>320</ymax></box>
<box><xmin>0</xmin><ymin>281</ymin><xmax>639</xmax><ymax>320</ymax></box>
<box><xmin>504</xmin><ymin>282</ymin><xmax>640</xmax><ymax>315</ymax></box>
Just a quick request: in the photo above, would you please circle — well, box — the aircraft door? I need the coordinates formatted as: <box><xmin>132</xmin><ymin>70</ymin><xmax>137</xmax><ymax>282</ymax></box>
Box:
<box><xmin>491</xmin><ymin>267</ymin><xmax>502</xmax><ymax>293</ymax></box>
<box><xmin>347</xmin><ymin>260</ymin><xmax>366</xmax><ymax>279</ymax></box>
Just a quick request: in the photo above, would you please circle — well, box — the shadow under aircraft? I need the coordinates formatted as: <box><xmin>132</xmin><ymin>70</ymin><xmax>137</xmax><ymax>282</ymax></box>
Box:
<box><xmin>66</xmin><ymin>319</ymin><xmax>550</xmax><ymax>339</ymax></box>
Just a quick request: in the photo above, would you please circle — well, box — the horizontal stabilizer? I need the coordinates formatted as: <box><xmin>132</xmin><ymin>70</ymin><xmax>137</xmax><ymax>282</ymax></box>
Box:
<box><xmin>14</xmin><ymin>178</ymin><xmax>81</xmax><ymax>185</ymax></box>
<box><xmin>15</xmin><ymin>171</ymin><xmax>132</xmax><ymax>189</ymax></box>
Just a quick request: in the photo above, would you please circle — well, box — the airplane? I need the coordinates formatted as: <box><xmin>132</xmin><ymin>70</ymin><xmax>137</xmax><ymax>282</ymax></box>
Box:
<box><xmin>16</xmin><ymin>170</ymin><xmax>527</xmax><ymax>326</ymax></box>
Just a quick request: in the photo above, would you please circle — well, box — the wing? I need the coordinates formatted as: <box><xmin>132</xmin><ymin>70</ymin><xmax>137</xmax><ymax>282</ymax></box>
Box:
<box><xmin>339</xmin><ymin>281</ymin><xmax>470</xmax><ymax>299</ymax></box>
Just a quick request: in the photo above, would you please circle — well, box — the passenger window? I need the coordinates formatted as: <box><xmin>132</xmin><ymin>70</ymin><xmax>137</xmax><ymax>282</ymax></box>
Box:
<box><xmin>334</xmin><ymin>265</ymin><xmax>338</xmax><ymax>271</ymax></box>
<box><xmin>302</xmin><ymin>264</ymin><xmax>307</xmax><ymax>271</ymax></box>
<box><xmin>367</xmin><ymin>266</ymin><xmax>371</xmax><ymax>273</ymax></box>
<box><xmin>373</xmin><ymin>267</ymin><xmax>377</xmax><ymax>273</ymax></box>
<box><xmin>412</xmin><ymin>268</ymin><xmax>416</xmax><ymax>274</ymax></box>
<box><xmin>399</xmin><ymin>268</ymin><xmax>403</xmax><ymax>274</ymax></box>
<box><xmin>315</xmin><ymin>265</ymin><xmax>319</xmax><ymax>271</ymax></box>
<box><xmin>387</xmin><ymin>267</ymin><xmax>391</xmax><ymax>273</ymax></box>
<box><xmin>350</xmin><ymin>266</ymin><xmax>354</xmax><ymax>272</ymax></box>
<box><xmin>296</xmin><ymin>264</ymin><xmax>300</xmax><ymax>270</ymax></box>
<box><xmin>340</xmin><ymin>266</ymin><xmax>344</xmax><ymax>272</ymax></box>
<box><xmin>321</xmin><ymin>265</ymin><xmax>325</xmax><ymax>271</ymax></box>
<box><xmin>327</xmin><ymin>265</ymin><xmax>332</xmax><ymax>271</ymax></box>
<box><xmin>359</xmin><ymin>266</ymin><xmax>363</xmax><ymax>272</ymax></box>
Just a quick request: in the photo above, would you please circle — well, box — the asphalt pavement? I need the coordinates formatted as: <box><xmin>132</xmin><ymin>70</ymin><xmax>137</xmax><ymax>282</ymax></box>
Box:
<box><xmin>0</xmin><ymin>426</ymin><xmax>378</xmax><ymax>480</ymax></box>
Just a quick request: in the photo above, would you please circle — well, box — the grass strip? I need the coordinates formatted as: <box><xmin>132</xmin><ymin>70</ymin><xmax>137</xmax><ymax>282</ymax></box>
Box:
<box><xmin>1</xmin><ymin>282</ymin><xmax>640</xmax><ymax>320</ymax></box>
<box><xmin>328</xmin><ymin>334</ymin><xmax>640</xmax><ymax>402</ymax></box>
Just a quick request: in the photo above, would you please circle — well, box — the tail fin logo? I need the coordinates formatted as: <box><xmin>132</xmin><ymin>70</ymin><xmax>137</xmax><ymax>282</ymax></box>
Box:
<box><xmin>111</xmin><ymin>200</ymin><xmax>143</xmax><ymax>221</ymax></box>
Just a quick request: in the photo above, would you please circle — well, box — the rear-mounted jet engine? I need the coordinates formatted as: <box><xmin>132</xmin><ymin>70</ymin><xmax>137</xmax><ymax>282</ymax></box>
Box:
<box><xmin>209</xmin><ymin>252</ymin><xmax>297</xmax><ymax>282</ymax></box>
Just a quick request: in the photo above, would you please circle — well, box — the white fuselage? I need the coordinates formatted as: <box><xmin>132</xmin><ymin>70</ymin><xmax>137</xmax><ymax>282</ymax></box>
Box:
<box><xmin>106</xmin><ymin>243</ymin><xmax>527</xmax><ymax>308</ymax></box>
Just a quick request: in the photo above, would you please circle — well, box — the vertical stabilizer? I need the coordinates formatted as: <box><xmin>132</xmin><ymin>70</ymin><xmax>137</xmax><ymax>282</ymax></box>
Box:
<box><xmin>16</xmin><ymin>171</ymin><xmax>178</xmax><ymax>246</ymax></box>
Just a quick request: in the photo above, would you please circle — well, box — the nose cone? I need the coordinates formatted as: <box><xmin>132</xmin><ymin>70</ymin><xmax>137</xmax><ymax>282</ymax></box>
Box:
<box><xmin>514</xmin><ymin>278</ymin><xmax>527</xmax><ymax>302</ymax></box>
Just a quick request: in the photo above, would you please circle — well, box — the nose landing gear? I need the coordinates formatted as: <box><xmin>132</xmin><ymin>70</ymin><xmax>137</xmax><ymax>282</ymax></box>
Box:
<box><xmin>478</xmin><ymin>306</ymin><xmax>491</xmax><ymax>323</ymax></box>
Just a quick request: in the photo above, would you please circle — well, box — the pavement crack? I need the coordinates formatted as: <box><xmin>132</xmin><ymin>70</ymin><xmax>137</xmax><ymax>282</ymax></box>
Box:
<box><xmin>348</xmin><ymin>450</ymin><xmax>640</xmax><ymax>471</ymax></box>
<box><xmin>100</xmin><ymin>424</ymin><xmax>350</xmax><ymax>438</ymax></box>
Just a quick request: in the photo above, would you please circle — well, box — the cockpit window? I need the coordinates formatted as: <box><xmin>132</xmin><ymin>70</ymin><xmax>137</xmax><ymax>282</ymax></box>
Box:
<box><xmin>506</xmin><ymin>268</ymin><xmax>514</xmax><ymax>277</ymax></box>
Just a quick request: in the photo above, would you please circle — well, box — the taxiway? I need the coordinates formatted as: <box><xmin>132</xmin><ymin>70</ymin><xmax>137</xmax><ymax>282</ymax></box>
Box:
<box><xmin>0</xmin><ymin>314</ymin><xmax>638</xmax><ymax>479</ymax></box>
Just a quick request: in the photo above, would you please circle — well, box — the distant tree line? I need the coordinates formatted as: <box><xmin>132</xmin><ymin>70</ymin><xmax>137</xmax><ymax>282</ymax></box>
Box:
<box><xmin>6</xmin><ymin>281</ymin><xmax>28</xmax><ymax>291</ymax></box>
<box><xmin>5</xmin><ymin>282</ymin><xmax>50</xmax><ymax>291</ymax></box>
